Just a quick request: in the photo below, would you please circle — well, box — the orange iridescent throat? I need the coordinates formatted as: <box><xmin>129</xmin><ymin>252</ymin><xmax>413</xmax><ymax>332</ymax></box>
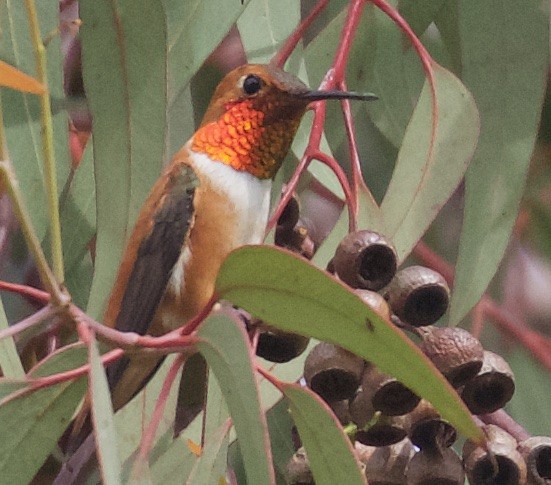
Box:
<box><xmin>191</xmin><ymin>99</ymin><xmax>302</xmax><ymax>179</ymax></box>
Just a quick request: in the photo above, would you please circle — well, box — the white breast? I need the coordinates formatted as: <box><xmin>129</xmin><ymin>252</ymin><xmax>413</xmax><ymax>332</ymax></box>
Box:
<box><xmin>189</xmin><ymin>150</ymin><xmax>272</xmax><ymax>245</ymax></box>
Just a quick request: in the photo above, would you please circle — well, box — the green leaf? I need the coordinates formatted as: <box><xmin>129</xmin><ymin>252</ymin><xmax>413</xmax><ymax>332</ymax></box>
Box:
<box><xmin>380</xmin><ymin>63</ymin><xmax>479</xmax><ymax>260</ymax></box>
<box><xmin>163</xmin><ymin>0</ymin><xmax>248</xmax><ymax>158</ymax></box>
<box><xmin>197</xmin><ymin>313</ymin><xmax>275</xmax><ymax>485</ymax></box>
<box><xmin>0</xmin><ymin>296</ymin><xmax>24</xmax><ymax>378</ymax></box>
<box><xmin>60</xmin><ymin>143</ymin><xmax>96</xmax><ymax>308</ymax></box>
<box><xmin>0</xmin><ymin>0</ymin><xmax>71</xmax><ymax>241</ymax></box>
<box><xmin>216</xmin><ymin>246</ymin><xmax>482</xmax><ymax>442</ymax></box>
<box><xmin>146</xmin><ymin>429</ymin><xmax>196</xmax><ymax>485</ymax></box>
<box><xmin>360</xmin><ymin>1</ymin><xmax>424</xmax><ymax>148</ymax></box>
<box><xmin>265</xmin><ymin>399</ymin><xmax>296</xmax><ymax>480</ymax></box>
<box><xmin>88</xmin><ymin>334</ymin><xmax>122</xmax><ymax>485</ymax></box>
<box><xmin>283</xmin><ymin>384</ymin><xmax>366</xmax><ymax>485</ymax></box>
<box><xmin>186</xmin><ymin>370</ymin><xmax>229</xmax><ymax>485</ymax></box>
<box><xmin>60</xmin><ymin>142</ymin><xmax>96</xmax><ymax>274</ymax></box>
<box><xmin>237</xmin><ymin>0</ymin><xmax>300</xmax><ymax>64</ymax></box>
<box><xmin>0</xmin><ymin>369</ymin><xmax>86</xmax><ymax>484</ymax></box>
<box><xmin>116</xmin><ymin>356</ymin><xmax>183</xmax><ymax>467</ymax></box>
<box><xmin>449</xmin><ymin>0</ymin><xmax>548</xmax><ymax>323</ymax></box>
<box><xmin>398</xmin><ymin>0</ymin><xmax>446</xmax><ymax>38</ymax></box>
<box><xmin>80</xmin><ymin>0</ymin><xmax>167</xmax><ymax>319</ymax></box>
<box><xmin>186</xmin><ymin>421</ymin><xmax>230</xmax><ymax>485</ymax></box>
<box><xmin>506</xmin><ymin>348</ymin><xmax>551</xmax><ymax>436</ymax></box>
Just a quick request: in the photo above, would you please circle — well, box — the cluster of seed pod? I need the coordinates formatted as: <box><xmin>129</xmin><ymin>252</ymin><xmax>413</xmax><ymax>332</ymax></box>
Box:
<box><xmin>272</xmin><ymin>201</ymin><xmax>550</xmax><ymax>484</ymax></box>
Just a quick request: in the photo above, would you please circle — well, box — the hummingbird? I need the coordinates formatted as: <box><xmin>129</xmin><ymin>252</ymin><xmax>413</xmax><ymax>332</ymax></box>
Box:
<box><xmin>95</xmin><ymin>63</ymin><xmax>377</xmax><ymax>414</ymax></box>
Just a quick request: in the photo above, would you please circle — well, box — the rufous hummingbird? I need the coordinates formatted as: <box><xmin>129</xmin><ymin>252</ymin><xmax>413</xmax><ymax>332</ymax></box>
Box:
<box><xmin>94</xmin><ymin>63</ymin><xmax>376</xmax><ymax>414</ymax></box>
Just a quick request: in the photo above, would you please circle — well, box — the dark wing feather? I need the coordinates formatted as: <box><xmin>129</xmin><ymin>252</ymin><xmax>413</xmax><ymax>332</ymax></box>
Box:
<box><xmin>107</xmin><ymin>165</ymin><xmax>198</xmax><ymax>390</ymax></box>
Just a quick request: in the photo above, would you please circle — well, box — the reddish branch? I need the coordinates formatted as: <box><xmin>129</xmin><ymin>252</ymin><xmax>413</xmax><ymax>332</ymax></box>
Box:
<box><xmin>138</xmin><ymin>354</ymin><xmax>186</xmax><ymax>461</ymax></box>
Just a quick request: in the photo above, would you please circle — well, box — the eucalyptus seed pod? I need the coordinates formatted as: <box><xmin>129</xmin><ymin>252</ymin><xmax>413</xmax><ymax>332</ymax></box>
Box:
<box><xmin>304</xmin><ymin>342</ymin><xmax>364</xmax><ymax>402</ymax></box>
<box><xmin>355</xmin><ymin>439</ymin><xmax>414</xmax><ymax>485</ymax></box>
<box><xmin>333</xmin><ymin>230</ymin><xmax>397</xmax><ymax>291</ymax></box>
<box><xmin>384</xmin><ymin>266</ymin><xmax>450</xmax><ymax>327</ymax></box>
<box><xmin>461</xmin><ymin>350</ymin><xmax>515</xmax><ymax>415</ymax></box>
<box><xmin>328</xmin><ymin>399</ymin><xmax>352</xmax><ymax>425</ymax></box>
<box><xmin>404</xmin><ymin>399</ymin><xmax>457</xmax><ymax>451</ymax></box>
<box><xmin>276</xmin><ymin>194</ymin><xmax>300</xmax><ymax>233</ymax></box>
<box><xmin>358</xmin><ymin>363</ymin><xmax>420</xmax><ymax>416</ymax></box>
<box><xmin>418</xmin><ymin>326</ymin><xmax>484</xmax><ymax>387</ymax></box>
<box><xmin>285</xmin><ymin>447</ymin><xmax>314</xmax><ymax>485</ymax></box>
<box><xmin>255</xmin><ymin>327</ymin><xmax>310</xmax><ymax>363</ymax></box>
<box><xmin>463</xmin><ymin>424</ymin><xmax>527</xmax><ymax>485</ymax></box>
<box><xmin>354</xmin><ymin>289</ymin><xmax>392</xmax><ymax>320</ymax></box>
<box><xmin>276</xmin><ymin>224</ymin><xmax>315</xmax><ymax>260</ymax></box>
<box><xmin>517</xmin><ymin>436</ymin><xmax>551</xmax><ymax>484</ymax></box>
<box><xmin>407</xmin><ymin>447</ymin><xmax>465</xmax><ymax>485</ymax></box>
<box><xmin>354</xmin><ymin>413</ymin><xmax>408</xmax><ymax>447</ymax></box>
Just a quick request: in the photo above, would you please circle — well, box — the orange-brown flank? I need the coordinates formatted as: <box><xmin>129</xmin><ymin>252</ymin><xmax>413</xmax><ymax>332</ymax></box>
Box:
<box><xmin>191</xmin><ymin>99</ymin><xmax>300</xmax><ymax>179</ymax></box>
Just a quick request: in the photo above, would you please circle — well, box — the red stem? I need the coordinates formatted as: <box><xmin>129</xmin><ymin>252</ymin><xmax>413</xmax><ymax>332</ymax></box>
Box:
<box><xmin>332</xmin><ymin>0</ymin><xmax>366</xmax><ymax>83</ymax></box>
<box><xmin>0</xmin><ymin>305</ymin><xmax>56</xmax><ymax>341</ymax></box>
<box><xmin>0</xmin><ymin>280</ymin><xmax>50</xmax><ymax>303</ymax></box>
<box><xmin>369</xmin><ymin>0</ymin><xmax>438</xmax><ymax>167</ymax></box>
<box><xmin>310</xmin><ymin>150</ymin><xmax>356</xmax><ymax>232</ymax></box>
<box><xmin>138</xmin><ymin>354</ymin><xmax>186</xmax><ymax>460</ymax></box>
<box><xmin>28</xmin><ymin>348</ymin><xmax>124</xmax><ymax>390</ymax></box>
<box><xmin>479</xmin><ymin>409</ymin><xmax>531</xmax><ymax>442</ymax></box>
<box><xmin>256</xmin><ymin>365</ymin><xmax>283</xmax><ymax>391</ymax></box>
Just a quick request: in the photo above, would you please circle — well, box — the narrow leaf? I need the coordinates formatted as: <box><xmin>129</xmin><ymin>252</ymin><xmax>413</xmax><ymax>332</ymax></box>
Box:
<box><xmin>283</xmin><ymin>383</ymin><xmax>366</xmax><ymax>485</ymax></box>
<box><xmin>0</xmin><ymin>60</ymin><xmax>45</xmax><ymax>94</ymax></box>
<box><xmin>0</xmin><ymin>1</ymin><xmax>70</xmax><ymax>240</ymax></box>
<box><xmin>0</xmin><ymin>373</ymin><xmax>86</xmax><ymax>484</ymax></box>
<box><xmin>186</xmin><ymin>421</ymin><xmax>230</xmax><ymax>485</ymax></box>
<box><xmin>88</xmin><ymin>334</ymin><xmax>122</xmax><ymax>485</ymax></box>
<box><xmin>0</xmin><ymin>296</ymin><xmax>24</xmax><ymax>378</ymax></box>
<box><xmin>80</xmin><ymin>0</ymin><xmax>167</xmax><ymax>319</ymax></box>
<box><xmin>216</xmin><ymin>246</ymin><xmax>482</xmax><ymax>442</ymax></box>
<box><xmin>237</xmin><ymin>0</ymin><xmax>300</xmax><ymax>64</ymax></box>
<box><xmin>450</xmin><ymin>0</ymin><xmax>548</xmax><ymax>323</ymax></box>
<box><xmin>197</xmin><ymin>313</ymin><xmax>275</xmax><ymax>485</ymax></box>
<box><xmin>380</xmin><ymin>63</ymin><xmax>479</xmax><ymax>260</ymax></box>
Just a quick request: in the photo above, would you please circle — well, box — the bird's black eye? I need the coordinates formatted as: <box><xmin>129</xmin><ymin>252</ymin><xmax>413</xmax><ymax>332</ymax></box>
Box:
<box><xmin>243</xmin><ymin>74</ymin><xmax>263</xmax><ymax>95</ymax></box>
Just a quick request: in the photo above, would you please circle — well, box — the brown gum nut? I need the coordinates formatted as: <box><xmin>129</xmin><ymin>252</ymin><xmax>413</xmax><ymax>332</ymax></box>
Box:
<box><xmin>354</xmin><ymin>289</ymin><xmax>392</xmax><ymax>321</ymax></box>
<box><xmin>354</xmin><ymin>413</ymin><xmax>408</xmax><ymax>447</ymax></box>
<box><xmin>285</xmin><ymin>447</ymin><xmax>314</xmax><ymax>485</ymax></box>
<box><xmin>517</xmin><ymin>436</ymin><xmax>551</xmax><ymax>484</ymax></box>
<box><xmin>327</xmin><ymin>399</ymin><xmax>352</xmax><ymax>426</ymax></box>
<box><xmin>276</xmin><ymin>194</ymin><xmax>300</xmax><ymax>233</ymax></box>
<box><xmin>461</xmin><ymin>350</ymin><xmax>515</xmax><ymax>415</ymax></box>
<box><xmin>333</xmin><ymin>230</ymin><xmax>398</xmax><ymax>291</ymax></box>
<box><xmin>350</xmin><ymin>387</ymin><xmax>376</xmax><ymax>428</ymax></box>
<box><xmin>255</xmin><ymin>327</ymin><xmax>310</xmax><ymax>363</ymax></box>
<box><xmin>303</xmin><ymin>342</ymin><xmax>364</xmax><ymax>402</ymax></box>
<box><xmin>463</xmin><ymin>424</ymin><xmax>527</xmax><ymax>485</ymax></box>
<box><xmin>418</xmin><ymin>326</ymin><xmax>484</xmax><ymax>387</ymax></box>
<box><xmin>355</xmin><ymin>439</ymin><xmax>414</xmax><ymax>485</ymax></box>
<box><xmin>407</xmin><ymin>447</ymin><xmax>465</xmax><ymax>485</ymax></box>
<box><xmin>404</xmin><ymin>399</ymin><xmax>457</xmax><ymax>451</ymax></box>
<box><xmin>360</xmin><ymin>363</ymin><xmax>420</xmax><ymax>416</ymax></box>
<box><xmin>275</xmin><ymin>224</ymin><xmax>315</xmax><ymax>260</ymax></box>
<box><xmin>384</xmin><ymin>265</ymin><xmax>450</xmax><ymax>327</ymax></box>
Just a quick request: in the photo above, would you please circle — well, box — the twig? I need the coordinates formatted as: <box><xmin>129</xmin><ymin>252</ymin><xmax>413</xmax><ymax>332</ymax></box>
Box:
<box><xmin>24</xmin><ymin>0</ymin><xmax>65</xmax><ymax>284</ymax></box>
<box><xmin>138</xmin><ymin>354</ymin><xmax>186</xmax><ymax>460</ymax></box>
<box><xmin>0</xmin><ymin>305</ymin><xmax>57</xmax><ymax>342</ymax></box>
<box><xmin>479</xmin><ymin>409</ymin><xmax>531</xmax><ymax>442</ymax></box>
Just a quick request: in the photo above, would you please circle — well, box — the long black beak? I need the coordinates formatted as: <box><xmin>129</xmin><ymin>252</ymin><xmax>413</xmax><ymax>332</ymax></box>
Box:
<box><xmin>300</xmin><ymin>90</ymin><xmax>378</xmax><ymax>102</ymax></box>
